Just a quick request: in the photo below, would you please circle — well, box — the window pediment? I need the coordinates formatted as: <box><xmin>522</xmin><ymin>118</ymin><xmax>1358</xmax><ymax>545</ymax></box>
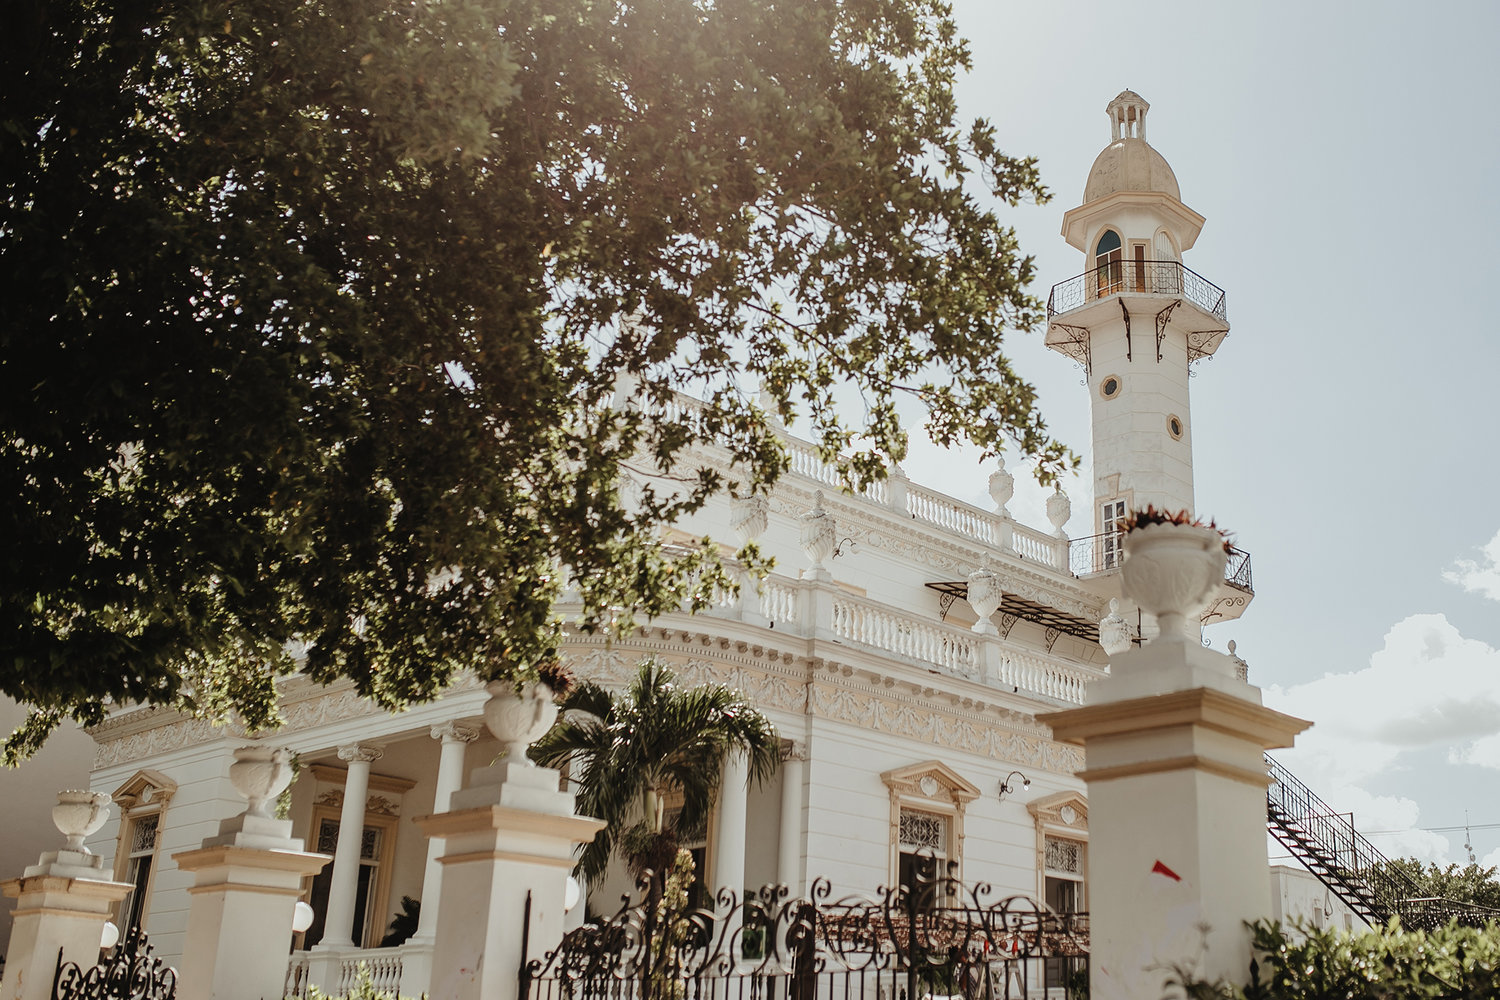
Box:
<box><xmin>112</xmin><ymin>769</ymin><xmax>177</xmax><ymax>810</ymax></box>
<box><xmin>1027</xmin><ymin>790</ymin><xmax>1089</xmax><ymax>832</ymax></box>
<box><xmin>881</xmin><ymin>760</ymin><xmax>981</xmax><ymax>806</ymax></box>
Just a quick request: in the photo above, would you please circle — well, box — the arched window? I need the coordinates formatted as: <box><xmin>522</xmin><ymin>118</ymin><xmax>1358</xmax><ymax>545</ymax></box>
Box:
<box><xmin>1094</xmin><ymin>230</ymin><xmax>1123</xmax><ymax>297</ymax></box>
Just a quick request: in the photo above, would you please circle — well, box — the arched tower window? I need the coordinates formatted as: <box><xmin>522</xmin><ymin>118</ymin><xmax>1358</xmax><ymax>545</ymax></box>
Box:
<box><xmin>1094</xmin><ymin>230</ymin><xmax>1123</xmax><ymax>297</ymax></box>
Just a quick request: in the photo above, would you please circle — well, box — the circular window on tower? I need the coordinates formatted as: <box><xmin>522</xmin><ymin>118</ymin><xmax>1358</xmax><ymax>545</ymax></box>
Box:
<box><xmin>1167</xmin><ymin>414</ymin><xmax>1184</xmax><ymax>440</ymax></box>
<box><xmin>1099</xmin><ymin>375</ymin><xmax>1122</xmax><ymax>400</ymax></box>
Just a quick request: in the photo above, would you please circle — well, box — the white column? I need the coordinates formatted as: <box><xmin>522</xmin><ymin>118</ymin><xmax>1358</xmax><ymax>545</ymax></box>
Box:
<box><xmin>777</xmin><ymin>743</ymin><xmax>806</xmax><ymax>895</ymax></box>
<box><xmin>315</xmin><ymin>743</ymin><xmax>382</xmax><ymax>950</ymax></box>
<box><xmin>712</xmin><ymin>750</ymin><xmax>749</xmax><ymax>900</ymax></box>
<box><xmin>409</xmin><ymin>724</ymin><xmax>478</xmax><ymax>945</ymax></box>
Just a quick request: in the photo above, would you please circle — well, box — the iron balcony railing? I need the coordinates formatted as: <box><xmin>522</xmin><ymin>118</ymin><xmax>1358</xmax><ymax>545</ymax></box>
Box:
<box><xmin>1048</xmin><ymin>259</ymin><xmax>1227</xmax><ymax>323</ymax></box>
<box><xmin>1068</xmin><ymin>531</ymin><xmax>1253</xmax><ymax>593</ymax></box>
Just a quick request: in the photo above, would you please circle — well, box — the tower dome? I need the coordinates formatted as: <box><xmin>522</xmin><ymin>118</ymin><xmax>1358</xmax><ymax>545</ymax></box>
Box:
<box><xmin>1082</xmin><ymin>91</ymin><xmax>1180</xmax><ymax>203</ymax></box>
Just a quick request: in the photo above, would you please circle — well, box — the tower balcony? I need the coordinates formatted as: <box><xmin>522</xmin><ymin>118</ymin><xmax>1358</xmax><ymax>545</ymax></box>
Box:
<box><xmin>1068</xmin><ymin>531</ymin><xmax>1253</xmax><ymax>623</ymax></box>
<box><xmin>1046</xmin><ymin>260</ymin><xmax>1229</xmax><ymax>364</ymax></box>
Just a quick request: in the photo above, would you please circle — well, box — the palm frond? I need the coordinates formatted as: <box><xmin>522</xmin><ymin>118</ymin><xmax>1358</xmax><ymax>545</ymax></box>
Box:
<box><xmin>541</xmin><ymin>657</ymin><xmax>781</xmax><ymax>887</ymax></box>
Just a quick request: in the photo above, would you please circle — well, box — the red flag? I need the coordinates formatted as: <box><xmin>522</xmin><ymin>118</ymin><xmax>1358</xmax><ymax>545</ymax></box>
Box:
<box><xmin>1151</xmin><ymin>860</ymin><xmax>1182</xmax><ymax>881</ymax></box>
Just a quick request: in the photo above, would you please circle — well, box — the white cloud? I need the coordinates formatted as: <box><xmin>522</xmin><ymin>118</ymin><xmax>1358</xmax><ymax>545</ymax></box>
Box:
<box><xmin>1263</xmin><ymin>613</ymin><xmax>1500</xmax><ymax>864</ymax></box>
<box><xmin>1444</xmin><ymin>529</ymin><xmax>1500</xmax><ymax>601</ymax></box>
<box><xmin>1265</xmin><ymin>614</ymin><xmax>1500</xmax><ymax>769</ymax></box>
<box><xmin>1483</xmin><ymin>845</ymin><xmax>1500</xmax><ymax>868</ymax></box>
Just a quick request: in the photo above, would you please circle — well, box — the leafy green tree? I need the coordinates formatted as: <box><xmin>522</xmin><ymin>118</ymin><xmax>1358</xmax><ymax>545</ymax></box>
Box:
<box><xmin>1</xmin><ymin>0</ymin><xmax>1068</xmax><ymax>761</ymax></box>
<box><xmin>1370</xmin><ymin>858</ymin><xmax>1500</xmax><ymax>910</ymax></box>
<box><xmin>530</xmin><ymin>660</ymin><xmax>779</xmax><ymax>888</ymax></box>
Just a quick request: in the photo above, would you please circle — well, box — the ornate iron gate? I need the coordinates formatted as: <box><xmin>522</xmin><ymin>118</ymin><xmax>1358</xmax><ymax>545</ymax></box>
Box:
<box><xmin>52</xmin><ymin>923</ymin><xmax>178</xmax><ymax>1000</ymax></box>
<box><xmin>522</xmin><ymin>859</ymin><xmax>1088</xmax><ymax>1000</ymax></box>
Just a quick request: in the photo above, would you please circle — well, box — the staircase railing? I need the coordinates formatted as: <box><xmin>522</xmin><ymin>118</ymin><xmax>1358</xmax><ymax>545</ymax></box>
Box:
<box><xmin>1265</xmin><ymin>753</ymin><xmax>1500</xmax><ymax>929</ymax></box>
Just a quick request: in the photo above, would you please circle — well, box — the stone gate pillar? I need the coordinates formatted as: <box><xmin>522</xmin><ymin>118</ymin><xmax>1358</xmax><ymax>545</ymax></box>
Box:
<box><xmin>1</xmin><ymin>792</ymin><xmax>132</xmax><ymax>1000</ymax></box>
<box><xmin>1039</xmin><ymin>523</ymin><xmax>1310</xmax><ymax>999</ymax></box>
<box><xmin>417</xmin><ymin>760</ymin><xmax>604</xmax><ymax>1000</ymax></box>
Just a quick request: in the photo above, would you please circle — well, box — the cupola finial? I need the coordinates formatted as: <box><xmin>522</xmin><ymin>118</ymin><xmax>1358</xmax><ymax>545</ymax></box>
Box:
<box><xmin>1106</xmin><ymin>90</ymin><xmax>1150</xmax><ymax>142</ymax></box>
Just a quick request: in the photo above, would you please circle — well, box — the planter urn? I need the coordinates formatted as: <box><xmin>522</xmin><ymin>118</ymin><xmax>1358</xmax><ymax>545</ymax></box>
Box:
<box><xmin>228</xmin><ymin>746</ymin><xmax>296</xmax><ymax>818</ymax></box>
<box><xmin>52</xmin><ymin>790</ymin><xmax>112</xmax><ymax>853</ymax></box>
<box><xmin>483</xmin><ymin>681</ymin><xmax>559</xmax><ymax>764</ymax></box>
<box><xmin>1121</xmin><ymin>522</ymin><xmax>1227</xmax><ymax>643</ymax></box>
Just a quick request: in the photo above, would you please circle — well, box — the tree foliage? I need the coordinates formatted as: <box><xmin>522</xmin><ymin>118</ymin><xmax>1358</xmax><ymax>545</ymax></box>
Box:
<box><xmin>1</xmin><ymin>0</ymin><xmax>1065</xmax><ymax>760</ymax></box>
<box><xmin>530</xmin><ymin>659</ymin><xmax>780</xmax><ymax>886</ymax></box>
<box><xmin>1370</xmin><ymin>859</ymin><xmax>1500</xmax><ymax>911</ymax></box>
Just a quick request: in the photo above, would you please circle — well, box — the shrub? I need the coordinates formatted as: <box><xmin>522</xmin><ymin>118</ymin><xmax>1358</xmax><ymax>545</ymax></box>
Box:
<box><xmin>1170</xmin><ymin>918</ymin><xmax>1500</xmax><ymax>998</ymax></box>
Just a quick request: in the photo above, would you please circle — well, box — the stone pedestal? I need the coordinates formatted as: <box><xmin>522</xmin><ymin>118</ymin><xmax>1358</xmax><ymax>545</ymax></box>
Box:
<box><xmin>1041</xmin><ymin>653</ymin><xmax>1309</xmax><ymax>1000</ymax></box>
<box><xmin>417</xmin><ymin>762</ymin><xmax>605</xmax><ymax>1000</ymax></box>
<box><xmin>1</xmin><ymin>864</ymin><xmax>131</xmax><ymax>1000</ymax></box>
<box><xmin>172</xmin><ymin>816</ymin><xmax>330</xmax><ymax>1000</ymax></box>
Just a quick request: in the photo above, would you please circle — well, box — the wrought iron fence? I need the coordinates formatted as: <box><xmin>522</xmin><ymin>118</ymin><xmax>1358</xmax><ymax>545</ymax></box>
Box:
<box><xmin>522</xmin><ymin>859</ymin><xmax>1088</xmax><ymax>1000</ymax></box>
<box><xmin>1068</xmin><ymin>532</ymin><xmax>1253</xmax><ymax>593</ymax></box>
<box><xmin>1047</xmin><ymin>260</ymin><xmax>1227</xmax><ymax>324</ymax></box>
<box><xmin>52</xmin><ymin>923</ymin><xmax>177</xmax><ymax>1000</ymax></box>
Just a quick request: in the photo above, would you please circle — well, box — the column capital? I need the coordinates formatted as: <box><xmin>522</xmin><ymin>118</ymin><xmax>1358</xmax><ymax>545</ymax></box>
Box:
<box><xmin>430</xmin><ymin>722</ymin><xmax>480</xmax><ymax>745</ymax></box>
<box><xmin>337</xmin><ymin>743</ymin><xmax>384</xmax><ymax>765</ymax></box>
<box><xmin>782</xmin><ymin>740</ymin><xmax>809</xmax><ymax>762</ymax></box>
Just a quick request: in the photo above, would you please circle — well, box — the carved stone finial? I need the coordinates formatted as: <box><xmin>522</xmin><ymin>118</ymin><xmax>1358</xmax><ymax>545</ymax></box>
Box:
<box><xmin>800</xmin><ymin>491</ymin><xmax>837</xmax><ymax>569</ymax></box>
<box><xmin>1227</xmin><ymin>639</ymin><xmax>1249</xmax><ymax>683</ymax></box>
<box><xmin>1098</xmin><ymin>597</ymin><xmax>1133</xmax><ymax>657</ymax></box>
<box><xmin>988</xmin><ymin>460</ymin><xmax>1015</xmax><ymax>517</ymax></box>
<box><xmin>731</xmin><ymin>492</ymin><xmax>770</xmax><ymax>542</ymax></box>
<box><xmin>966</xmin><ymin>566</ymin><xmax>1002</xmax><ymax>635</ymax></box>
<box><xmin>1046</xmin><ymin>484</ymin><xmax>1072</xmax><ymax>537</ymax></box>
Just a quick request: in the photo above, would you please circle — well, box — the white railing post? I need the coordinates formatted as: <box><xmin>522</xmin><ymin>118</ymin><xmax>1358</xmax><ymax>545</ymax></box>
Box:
<box><xmin>886</xmin><ymin>465</ymin><xmax>909</xmax><ymax>515</ymax></box>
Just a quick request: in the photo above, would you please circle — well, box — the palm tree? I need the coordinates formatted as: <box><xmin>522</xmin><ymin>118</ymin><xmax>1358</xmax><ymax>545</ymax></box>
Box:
<box><xmin>530</xmin><ymin>659</ymin><xmax>781</xmax><ymax>888</ymax></box>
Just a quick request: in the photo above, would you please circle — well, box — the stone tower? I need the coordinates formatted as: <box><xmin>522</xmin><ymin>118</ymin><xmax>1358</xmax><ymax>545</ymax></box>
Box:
<box><xmin>1045</xmin><ymin>91</ymin><xmax>1229</xmax><ymax>544</ymax></box>
<box><xmin>1046</xmin><ymin>92</ymin><xmax>1251</xmax><ymax>634</ymax></box>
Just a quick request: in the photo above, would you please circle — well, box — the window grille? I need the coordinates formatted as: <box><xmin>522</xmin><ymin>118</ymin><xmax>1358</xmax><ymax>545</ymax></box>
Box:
<box><xmin>130</xmin><ymin>814</ymin><xmax>159</xmax><ymax>854</ymax></box>
<box><xmin>899</xmin><ymin>810</ymin><xmax>947</xmax><ymax>851</ymax></box>
<box><xmin>1044</xmin><ymin>836</ymin><xmax>1083</xmax><ymax>875</ymax></box>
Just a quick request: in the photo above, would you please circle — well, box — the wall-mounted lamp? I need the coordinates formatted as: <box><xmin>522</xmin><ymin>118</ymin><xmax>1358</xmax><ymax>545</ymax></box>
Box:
<box><xmin>998</xmin><ymin>770</ymin><xmax>1030</xmax><ymax>802</ymax></box>
<box><xmin>832</xmin><ymin>537</ymin><xmax>857</xmax><ymax>558</ymax></box>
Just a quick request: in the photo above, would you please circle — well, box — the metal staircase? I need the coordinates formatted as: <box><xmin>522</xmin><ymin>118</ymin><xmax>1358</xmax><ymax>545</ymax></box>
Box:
<box><xmin>1265</xmin><ymin>753</ymin><xmax>1500</xmax><ymax>929</ymax></box>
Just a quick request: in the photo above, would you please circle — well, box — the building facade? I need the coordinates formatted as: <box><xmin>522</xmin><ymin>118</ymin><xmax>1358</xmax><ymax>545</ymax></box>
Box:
<box><xmin>62</xmin><ymin>91</ymin><xmax>1255</xmax><ymax>995</ymax></box>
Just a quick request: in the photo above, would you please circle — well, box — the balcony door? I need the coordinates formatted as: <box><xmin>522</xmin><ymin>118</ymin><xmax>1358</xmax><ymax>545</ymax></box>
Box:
<box><xmin>1094</xmin><ymin>231</ymin><xmax>1123</xmax><ymax>298</ymax></box>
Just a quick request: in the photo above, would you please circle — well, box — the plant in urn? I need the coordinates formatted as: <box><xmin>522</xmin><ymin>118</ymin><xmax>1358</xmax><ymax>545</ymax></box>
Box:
<box><xmin>1120</xmin><ymin>506</ymin><xmax>1229</xmax><ymax>643</ymax></box>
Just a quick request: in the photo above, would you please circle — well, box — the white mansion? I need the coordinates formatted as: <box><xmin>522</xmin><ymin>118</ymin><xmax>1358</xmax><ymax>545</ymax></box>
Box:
<box><xmin>62</xmin><ymin>91</ymin><xmax>1257</xmax><ymax>996</ymax></box>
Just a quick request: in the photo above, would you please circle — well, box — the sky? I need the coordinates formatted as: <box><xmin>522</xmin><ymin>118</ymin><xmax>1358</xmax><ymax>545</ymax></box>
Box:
<box><xmin>894</xmin><ymin>0</ymin><xmax>1500</xmax><ymax>868</ymax></box>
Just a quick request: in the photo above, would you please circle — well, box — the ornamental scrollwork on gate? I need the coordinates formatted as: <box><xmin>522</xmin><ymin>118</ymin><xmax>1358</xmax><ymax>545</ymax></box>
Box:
<box><xmin>52</xmin><ymin>922</ymin><xmax>178</xmax><ymax>1000</ymax></box>
<box><xmin>521</xmin><ymin>851</ymin><xmax>1088</xmax><ymax>997</ymax></box>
